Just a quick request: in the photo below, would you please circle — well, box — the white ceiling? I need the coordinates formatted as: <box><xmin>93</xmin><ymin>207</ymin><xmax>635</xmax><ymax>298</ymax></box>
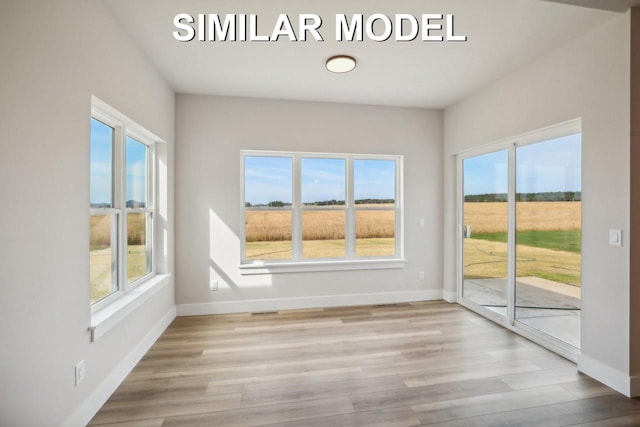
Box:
<box><xmin>544</xmin><ymin>0</ymin><xmax>640</xmax><ymax>12</ymax></box>
<box><xmin>103</xmin><ymin>0</ymin><xmax>626</xmax><ymax>109</ymax></box>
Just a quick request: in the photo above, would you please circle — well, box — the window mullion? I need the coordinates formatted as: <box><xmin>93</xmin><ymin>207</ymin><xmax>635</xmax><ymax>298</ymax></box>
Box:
<box><xmin>507</xmin><ymin>143</ymin><xmax>517</xmax><ymax>327</ymax></box>
<box><xmin>115</xmin><ymin>124</ymin><xmax>127</xmax><ymax>293</ymax></box>
<box><xmin>110</xmin><ymin>213</ymin><xmax>119</xmax><ymax>295</ymax></box>
<box><xmin>346</xmin><ymin>157</ymin><xmax>355</xmax><ymax>258</ymax></box>
<box><xmin>146</xmin><ymin>210</ymin><xmax>153</xmax><ymax>273</ymax></box>
<box><xmin>148</xmin><ymin>144</ymin><xmax>155</xmax><ymax>210</ymax></box>
<box><xmin>148</xmin><ymin>145</ymin><xmax>155</xmax><ymax>273</ymax></box>
<box><xmin>395</xmin><ymin>158</ymin><xmax>402</xmax><ymax>259</ymax></box>
<box><xmin>292</xmin><ymin>154</ymin><xmax>302</xmax><ymax>261</ymax></box>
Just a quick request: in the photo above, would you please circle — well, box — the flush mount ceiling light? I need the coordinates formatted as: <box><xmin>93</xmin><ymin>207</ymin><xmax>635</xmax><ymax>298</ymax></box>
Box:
<box><xmin>325</xmin><ymin>55</ymin><xmax>356</xmax><ymax>74</ymax></box>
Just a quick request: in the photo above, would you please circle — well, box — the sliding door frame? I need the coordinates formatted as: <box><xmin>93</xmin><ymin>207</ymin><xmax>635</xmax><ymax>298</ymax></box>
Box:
<box><xmin>456</xmin><ymin>118</ymin><xmax>582</xmax><ymax>362</ymax></box>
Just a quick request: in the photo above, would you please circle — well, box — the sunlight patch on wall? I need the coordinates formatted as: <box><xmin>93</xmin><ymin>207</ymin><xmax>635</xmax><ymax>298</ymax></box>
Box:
<box><xmin>209</xmin><ymin>208</ymin><xmax>273</xmax><ymax>288</ymax></box>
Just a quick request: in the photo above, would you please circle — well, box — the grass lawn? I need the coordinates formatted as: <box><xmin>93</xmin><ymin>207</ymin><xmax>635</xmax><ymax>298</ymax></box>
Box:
<box><xmin>471</xmin><ymin>230</ymin><xmax>581</xmax><ymax>254</ymax></box>
<box><xmin>463</xmin><ymin>238</ymin><xmax>581</xmax><ymax>286</ymax></box>
<box><xmin>246</xmin><ymin>238</ymin><xmax>395</xmax><ymax>260</ymax></box>
<box><xmin>90</xmin><ymin>245</ymin><xmax>148</xmax><ymax>303</ymax></box>
<box><xmin>463</xmin><ymin>202</ymin><xmax>582</xmax><ymax>287</ymax></box>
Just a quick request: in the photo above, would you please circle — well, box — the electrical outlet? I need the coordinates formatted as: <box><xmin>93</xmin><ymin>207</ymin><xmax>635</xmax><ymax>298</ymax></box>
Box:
<box><xmin>210</xmin><ymin>280</ymin><xmax>218</xmax><ymax>291</ymax></box>
<box><xmin>419</xmin><ymin>271</ymin><xmax>425</xmax><ymax>281</ymax></box>
<box><xmin>75</xmin><ymin>360</ymin><xmax>85</xmax><ymax>386</ymax></box>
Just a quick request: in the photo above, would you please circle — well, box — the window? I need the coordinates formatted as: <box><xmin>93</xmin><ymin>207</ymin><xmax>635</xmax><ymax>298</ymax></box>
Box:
<box><xmin>244</xmin><ymin>156</ymin><xmax>293</xmax><ymax>260</ymax></box>
<box><xmin>354</xmin><ymin>159</ymin><xmax>397</xmax><ymax>257</ymax></box>
<box><xmin>126</xmin><ymin>136</ymin><xmax>152</xmax><ymax>283</ymax></box>
<box><xmin>90</xmin><ymin>103</ymin><xmax>156</xmax><ymax>308</ymax></box>
<box><xmin>242</xmin><ymin>151</ymin><xmax>402</xmax><ymax>270</ymax></box>
<box><xmin>301</xmin><ymin>158</ymin><xmax>346</xmax><ymax>258</ymax></box>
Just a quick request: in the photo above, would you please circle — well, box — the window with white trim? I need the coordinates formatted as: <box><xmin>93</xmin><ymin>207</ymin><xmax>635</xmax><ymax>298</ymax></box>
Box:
<box><xmin>241</xmin><ymin>151</ymin><xmax>402</xmax><ymax>268</ymax></box>
<box><xmin>90</xmin><ymin>104</ymin><xmax>156</xmax><ymax>308</ymax></box>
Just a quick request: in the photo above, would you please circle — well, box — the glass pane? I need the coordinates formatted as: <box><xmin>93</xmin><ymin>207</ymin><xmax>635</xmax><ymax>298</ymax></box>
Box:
<box><xmin>90</xmin><ymin>214</ymin><xmax>118</xmax><ymax>303</ymax></box>
<box><xmin>462</xmin><ymin>150</ymin><xmax>509</xmax><ymax>317</ymax></box>
<box><xmin>355</xmin><ymin>210</ymin><xmax>395</xmax><ymax>256</ymax></box>
<box><xmin>354</xmin><ymin>159</ymin><xmax>395</xmax><ymax>204</ymax></box>
<box><xmin>126</xmin><ymin>137</ymin><xmax>148</xmax><ymax>208</ymax></box>
<box><xmin>128</xmin><ymin>212</ymin><xmax>150</xmax><ymax>283</ymax></box>
<box><xmin>245</xmin><ymin>210</ymin><xmax>292</xmax><ymax>260</ymax></box>
<box><xmin>302</xmin><ymin>210</ymin><xmax>345</xmax><ymax>258</ymax></box>
<box><xmin>90</xmin><ymin>118</ymin><xmax>114</xmax><ymax>208</ymax></box>
<box><xmin>244</xmin><ymin>156</ymin><xmax>292</xmax><ymax>207</ymax></box>
<box><xmin>515</xmin><ymin>134</ymin><xmax>581</xmax><ymax>348</ymax></box>
<box><xmin>301</xmin><ymin>158</ymin><xmax>345</xmax><ymax>207</ymax></box>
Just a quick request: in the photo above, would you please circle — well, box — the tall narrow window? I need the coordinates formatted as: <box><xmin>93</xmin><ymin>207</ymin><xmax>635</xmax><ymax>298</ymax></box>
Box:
<box><xmin>354</xmin><ymin>159</ymin><xmax>397</xmax><ymax>257</ymax></box>
<box><xmin>301</xmin><ymin>158</ymin><xmax>346</xmax><ymax>258</ymax></box>
<box><xmin>90</xmin><ymin>100</ymin><xmax>157</xmax><ymax>309</ymax></box>
<box><xmin>126</xmin><ymin>136</ymin><xmax>152</xmax><ymax>283</ymax></box>
<box><xmin>90</xmin><ymin>118</ymin><xmax>118</xmax><ymax>304</ymax></box>
<box><xmin>244</xmin><ymin>156</ymin><xmax>293</xmax><ymax>260</ymax></box>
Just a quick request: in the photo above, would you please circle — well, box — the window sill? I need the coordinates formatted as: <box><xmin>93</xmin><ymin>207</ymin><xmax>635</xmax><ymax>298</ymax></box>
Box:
<box><xmin>89</xmin><ymin>273</ymin><xmax>171</xmax><ymax>342</ymax></box>
<box><xmin>239</xmin><ymin>259</ymin><xmax>406</xmax><ymax>275</ymax></box>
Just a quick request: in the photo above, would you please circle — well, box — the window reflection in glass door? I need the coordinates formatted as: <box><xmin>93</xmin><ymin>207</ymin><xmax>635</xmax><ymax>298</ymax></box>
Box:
<box><xmin>515</xmin><ymin>134</ymin><xmax>581</xmax><ymax>348</ymax></box>
<box><xmin>462</xmin><ymin>150</ymin><xmax>509</xmax><ymax>317</ymax></box>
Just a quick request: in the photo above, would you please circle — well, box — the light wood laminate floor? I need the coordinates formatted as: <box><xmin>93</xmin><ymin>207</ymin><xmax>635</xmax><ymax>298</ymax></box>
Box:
<box><xmin>89</xmin><ymin>301</ymin><xmax>638</xmax><ymax>427</ymax></box>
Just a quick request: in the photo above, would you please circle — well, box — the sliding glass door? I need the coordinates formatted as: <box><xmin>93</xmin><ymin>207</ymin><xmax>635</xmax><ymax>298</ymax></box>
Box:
<box><xmin>458</xmin><ymin>122</ymin><xmax>582</xmax><ymax>354</ymax></box>
<box><xmin>461</xmin><ymin>150</ymin><xmax>509</xmax><ymax>317</ymax></box>
<box><xmin>515</xmin><ymin>135</ymin><xmax>581</xmax><ymax>348</ymax></box>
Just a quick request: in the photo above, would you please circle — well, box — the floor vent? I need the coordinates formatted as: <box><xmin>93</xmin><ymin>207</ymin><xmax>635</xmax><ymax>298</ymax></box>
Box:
<box><xmin>251</xmin><ymin>311</ymin><xmax>278</xmax><ymax>316</ymax></box>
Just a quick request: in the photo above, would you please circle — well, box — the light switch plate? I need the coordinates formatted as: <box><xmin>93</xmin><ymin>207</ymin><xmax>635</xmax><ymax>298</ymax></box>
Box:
<box><xmin>75</xmin><ymin>360</ymin><xmax>85</xmax><ymax>386</ymax></box>
<box><xmin>609</xmin><ymin>229</ymin><xmax>622</xmax><ymax>247</ymax></box>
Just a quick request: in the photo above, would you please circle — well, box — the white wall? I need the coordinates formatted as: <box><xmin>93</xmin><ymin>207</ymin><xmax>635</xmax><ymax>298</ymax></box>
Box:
<box><xmin>175</xmin><ymin>95</ymin><xmax>443</xmax><ymax>313</ymax></box>
<box><xmin>629</xmin><ymin>8</ymin><xmax>640</xmax><ymax>391</ymax></box>
<box><xmin>443</xmin><ymin>13</ymin><xmax>631</xmax><ymax>393</ymax></box>
<box><xmin>0</xmin><ymin>1</ymin><xmax>175</xmax><ymax>425</ymax></box>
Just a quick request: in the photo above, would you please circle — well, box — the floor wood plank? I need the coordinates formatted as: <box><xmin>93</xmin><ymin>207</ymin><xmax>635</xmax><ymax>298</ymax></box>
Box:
<box><xmin>411</xmin><ymin>385</ymin><xmax>577</xmax><ymax>424</ymax></box>
<box><xmin>263</xmin><ymin>407</ymin><xmax>421</xmax><ymax>427</ymax></box>
<box><xmin>88</xmin><ymin>301</ymin><xmax>630</xmax><ymax>427</ymax></box>
<box><xmin>477</xmin><ymin>394</ymin><xmax>640</xmax><ymax>427</ymax></box>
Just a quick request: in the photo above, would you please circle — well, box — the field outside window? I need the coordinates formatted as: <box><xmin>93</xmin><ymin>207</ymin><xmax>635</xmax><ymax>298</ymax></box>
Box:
<box><xmin>302</xmin><ymin>158</ymin><xmax>346</xmax><ymax>259</ymax></box>
<box><xmin>461</xmin><ymin>128</ymin><xmax>581</xmax><ymax>349</ymax></box>
<box><xmin>90</xmin><ymin>118</ymin><xmax>118</xmax><ymax>303</ymax></box>
<box><xmin>242</xmin><ymin>151</ymin><xmax>401</xmax><ymax>264</ymax></box>
<box><xmin>354</xmin><ymin>159</ymin><xmax>396</xmax><ymax>257</ymax></box>
<box><xmin>90</xmin><ymin>105</ymin><xmax>156</xmax><ymax>308</ymax></box>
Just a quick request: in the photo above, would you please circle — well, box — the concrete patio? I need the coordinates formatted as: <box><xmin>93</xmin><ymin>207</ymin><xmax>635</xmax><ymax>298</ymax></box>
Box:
<box><xmin>463</xmin><ymin>277</ymin><xmax>580</xmax><ymax>348</ymax></box>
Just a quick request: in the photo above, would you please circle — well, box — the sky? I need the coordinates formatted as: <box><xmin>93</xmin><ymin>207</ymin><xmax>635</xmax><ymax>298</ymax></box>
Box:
<box><xmin>244</xmin><ymin>156</ymin><xmax>293</xmax><ymax>204</ymax></box>
<box><xmin>301</xmin><ymin>158</ymin><xmax>345</xmax><ymax>203</ymax></box>
<box><xmin>354</xmin><ymin>159</ymin><xmax>395</xmax><ymax>200</ymax></box>
<box><xmin>463</xmin><ymin>133</ymin><xmax>582</xmax><ymax>196</ymax></box>
<box><xmin>244</xmin><ymin>156</ymin><xmax>396</xmax><ymax>206</ymax></box>
<box><xmin>90</xmin><ymin>118</ymin><xmax>148</xmax><ymax>206</ymax></box>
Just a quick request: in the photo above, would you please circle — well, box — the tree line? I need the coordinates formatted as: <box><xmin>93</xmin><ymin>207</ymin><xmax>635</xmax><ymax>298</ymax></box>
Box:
<box><xmin>245</xmin><ymin>198</ymin><xmax>394</xmax><ymax>208</ymax></box>
<box><xmin>465</xmin><ymin>191</ymin><xmax>581</xmax><ymax>202</ymax></box>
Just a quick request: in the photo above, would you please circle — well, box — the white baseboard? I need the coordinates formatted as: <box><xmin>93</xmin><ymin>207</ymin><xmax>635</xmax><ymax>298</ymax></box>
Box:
<box><xmin>630</xmin><ymin>375</ymin><xmax>640</xmax><ymax>397</ymax></box>
<box><xmin>443</xmin><ymin>290</ymin><xmax>457</xmax><ymax>303</ymax></box>
<box><xmin>177</xmin><ymin>290</ymin><xmax>444</xmax><ymax>316</ymax></box>
<box><xmin>578</xmin><ymin>353</ymin><xmax>631</xmax><ymax>397</ymax></box>
<box><xmin>63</xmin><ymin>306</ymin><xmax>176</xmax><ymax>427</ymax></box>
